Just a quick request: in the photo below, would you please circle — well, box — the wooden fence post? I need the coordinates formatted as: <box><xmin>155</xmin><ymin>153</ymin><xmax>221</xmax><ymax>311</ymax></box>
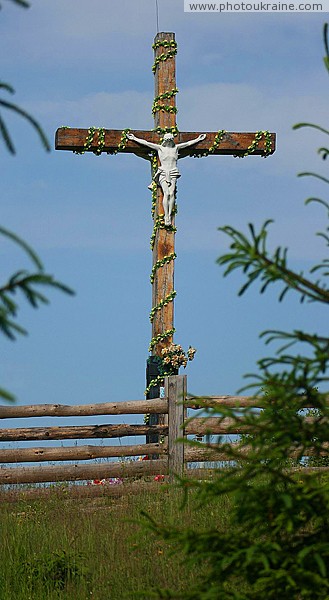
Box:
<box><xmin>167</xmin><ymin>375</ymin><xmax>186</xmax><ymax>481</ymax></box>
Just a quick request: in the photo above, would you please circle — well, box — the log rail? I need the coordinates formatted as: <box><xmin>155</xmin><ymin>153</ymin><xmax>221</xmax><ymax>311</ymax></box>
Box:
<box><xmin>1</xmin><ymin>377</ymin><xmax>326</xmax><ymax>487</ymax></box>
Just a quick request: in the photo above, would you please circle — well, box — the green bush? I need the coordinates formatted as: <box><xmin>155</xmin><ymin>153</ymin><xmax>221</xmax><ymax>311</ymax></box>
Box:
<box><xmin>142</xmin><ymin>23</ymin><xmax>329</xmax><ymax>600</ymax></box>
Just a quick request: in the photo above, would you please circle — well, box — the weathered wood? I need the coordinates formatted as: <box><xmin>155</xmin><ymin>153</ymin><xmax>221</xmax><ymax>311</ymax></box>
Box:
<box><xmin>2</xmin><ymin>438</ymin><xmax>325</xmax><ymax>465</ymax></box>
<box><xmin>186</xmin><ymin>395</ymin><xmax>329</xmax><ymax>410</ymax></box>
<box><xmin>185</xmin><ymin>417</ymin><xmax>249</xmax><ymax>435</ymax></box>
<box><xmin>167</xmin><ymin>375</ymin><xmax>186</xmax><ymax>480</ymax></box>
<box><xmin>185</xmin><ymin>444</ymin><xmax>243</xmax><ymax>462</ymax></box>
<box><xmin>0</xmin><ymin>458</ymin><xmax>168</xmax><ymax>485</ymax></box>
<box><xmin>186</xmin><ymin>415</ymin><xmax>316</xmax><ymax>435</ymax></box>
<box><xmin>2</xmin><ymin>393</ymin><xmax>325</xmax><ymax>420</ymax></box>
<box><xmin>0</xmin><ymin>424</ymin><xmax>168</xmax><ymax>442</ymax></box>
<box><xmin>186</xmin><ymin>395</ymin><xmax>261</xmax><ymax>409</ymax></box>
<box><xmin>0</xmin><ymin>442</ymin><xmax>166</xmax><ymax>463</ymax></box>
<box><xmin>55</xmin><ymin>128</ymin><xmax>275</xmax><ymax>157</ymax></box>
<box><xmin>0</xmin><ymin>398</ymin><xmax>167</xmax><ymax>419</ymax></box>
<box><xmin>152</xmin><ymin>33</ymin><xmax>177</xmax><ymax>355</ymax></box>
<box><xmin>191</xmin><ymin>439</ymin><xmax>324</xmax><ymax>462</ymax></box>
<box><xmin>184</xmin><ymin>442</ymin><xmax>329</xmax><ymax>462</ymax></box>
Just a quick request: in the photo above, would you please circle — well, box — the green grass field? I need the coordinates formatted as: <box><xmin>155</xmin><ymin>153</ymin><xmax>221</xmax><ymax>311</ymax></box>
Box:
<box><xmin>0</xmin><ymin>482</ymin><xmax>230</xmax><ymax>599</ymax></box>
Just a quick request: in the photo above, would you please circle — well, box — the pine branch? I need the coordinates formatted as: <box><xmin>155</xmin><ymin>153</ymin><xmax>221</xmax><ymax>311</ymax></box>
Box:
<box><xmin>0</xmin><ymin>83</ymin><xmax>50</xmax><ymax>153</ymax></box>
<box><xmin>0</xmin><ymin>225</ymin><xmax>43</xmax><ymax>268</ymax></box>
<box><xmin>217</xmin><ymin>222</ymin><xmax>329</xmax><ymax>304</ymax></box>
<box><xmin>0</xmin><ymin>0</ymin><xmax>30</xmax><ymax>9</ymax></box>
<box><xmin>293</xmin><ymin>123</ymin><xmax>329</xmax><ymax>136</ymax></box>
<box><xmin>0</xmin><ymin>271</ymin><xmax>74</xmax><ymax>340</ymax></box>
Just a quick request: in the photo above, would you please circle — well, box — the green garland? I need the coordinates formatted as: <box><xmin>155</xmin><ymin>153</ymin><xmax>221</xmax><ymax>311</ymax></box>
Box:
<box><xmin>152</xmin><ymin>103</ymin><xmax>178</xmax><ymax>116</ymax></box>
<box><xmin>150</xmin><ymin>253</ymin><xmax>177</xmax><ymax>284</ymax></box>
<box><xmin>145</xmin><ymin>373</ymin><xmax>171</xmax><ymax>396</ymax></box>
<box><xmin>110</xmin><ymin>128</ymin><xmax>131</xmax><ymax>155</ymax></box>
<box><xmin>149</xmin><ymin>328</ymin><xmax>176</xmax><ymax>352</ymax></box>
<box><xmin>191</xmin><ymin>129</ymin><xmax>226</xmax><ymax>158</ymax></box>
<box><xmin>149</xmin><ymin>290</ymin><xmax>177</xmax><ymax>322</ymax></box>
<box><xmin>153</xmin><ymin>88</ymin><xmax>179</xmax><ymax>103</ymax></box>
<box><xmin>233</xmin><ymin>130</ymin><xmax>272</xmax><ymax>158</ymax></box>
<box><xmin>152</xmin><ymin>87</ymin><xmax>179</xmax><ymax>116</ymax></box>
<box><xmin>152</xmin><ymin>50</ymin><xmax>178</xmax><ymax>74</ymax></box>
<box><xmin>150</xmin><ymin>216</ymin><xmax>177</xmax><ymax>251</ymax></box>
<box><xmin>152</xmin><ymin>125</ymin><xmax>180</xmax><ymax>137</ymax></box>
<box><xmin>72</xmin><ymin>126</ymin><xmax>131</xmax><ymax>156</ymax></box>
<box><xmin>208</xmin><ymin>129</ymin><xmax>226</xmax><ymax>153</ymax></box>
<box><xmin>152</xmin><ymin>39</ymin><xmax>178</xmax><ymax>74</ymax></box>
<box><xmin>73</xmin><ymin>126</ymin><xmax>105</xmax><ymax>155</ymax></box>
<box><xmin>152</xmin><ymin>39</ymin><xmax>178</xmax><ymax>51</ymax></box>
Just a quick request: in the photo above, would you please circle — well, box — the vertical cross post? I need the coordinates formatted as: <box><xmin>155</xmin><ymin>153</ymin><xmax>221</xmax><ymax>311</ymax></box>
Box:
<box><xmin>151</xmin><ymin>32</ymin><xmax>177</xmax><ymax>357</ymax></box>
<box><xmin>146</xmin><ymin>32</ymin><xmax>178</xmax><ymax>446</ymax></box>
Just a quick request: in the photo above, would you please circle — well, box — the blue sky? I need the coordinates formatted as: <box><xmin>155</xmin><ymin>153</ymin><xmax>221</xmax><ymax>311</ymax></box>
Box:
<box><xmin>0</xmin><ymin>0</ymin><xmax>328</xmax><ymax>418</ymax></box>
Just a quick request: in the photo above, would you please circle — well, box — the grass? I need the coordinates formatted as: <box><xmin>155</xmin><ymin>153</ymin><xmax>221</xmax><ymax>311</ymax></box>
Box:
<box><xmin>0</xmin><ymin>481</ymin><xmax>231</xmax><ymax>599</ymax></box>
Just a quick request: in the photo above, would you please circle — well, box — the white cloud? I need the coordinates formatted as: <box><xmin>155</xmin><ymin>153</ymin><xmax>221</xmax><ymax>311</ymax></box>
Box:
<box><xmin>31</xmin><ymin>90</ymin><xmax>152</xmax><ymax>132</ymax></box>
<box><xmin>178</xmin><ymin>81</ymin><xmax>329</xmax><ymax>174</ymax></box>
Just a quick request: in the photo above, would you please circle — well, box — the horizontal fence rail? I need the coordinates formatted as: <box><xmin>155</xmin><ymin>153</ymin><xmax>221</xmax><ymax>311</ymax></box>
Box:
<box><xmin>0</xmin><ymin>459</ymin><xmax>169</xmax><ymax>485</ymax></box>
<box><xmin>0</xmin><ymin>443</ymin><xmax>167</xmax><ymax>464</ymax></box>
<box><xmin>0</xmin><ymin>399</ymin><xmax>168</xmax><ymax>419</ymax></box>
<box><xmin>1</xmin><ymin>376</ymin><xmax>327</xmax><ymax>488</ymax></box>
<box><xmin>0</xmin><ymin>424</ymin><xmax>168</xmax><ymax>442</ymax></box>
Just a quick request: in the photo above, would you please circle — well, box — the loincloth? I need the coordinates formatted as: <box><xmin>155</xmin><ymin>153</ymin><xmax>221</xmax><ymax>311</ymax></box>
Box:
<box><xmin>153</xmin><ymin>167</ymin><xmax>181</xmax><ymax>187</ymax></box>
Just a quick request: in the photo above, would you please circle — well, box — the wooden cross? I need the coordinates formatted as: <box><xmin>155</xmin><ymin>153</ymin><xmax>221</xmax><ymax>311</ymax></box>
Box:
<box><xmin>55</xmin><ymin>32</ymin><xmax>276</xmax><ymax>371</ymax></box>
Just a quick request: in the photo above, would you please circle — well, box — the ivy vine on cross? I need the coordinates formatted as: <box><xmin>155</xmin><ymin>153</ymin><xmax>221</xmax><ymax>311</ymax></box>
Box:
<box><xmin>55</xmin><ymin>32</ymin><xmax>276</xmax><ymax>403</ymax></box>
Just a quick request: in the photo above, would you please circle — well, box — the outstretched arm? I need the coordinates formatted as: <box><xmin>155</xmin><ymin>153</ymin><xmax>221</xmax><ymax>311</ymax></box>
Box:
<box><xmin>126</xmin><ymin>132</ymin><xmax>161</xmax><ymax>152</ymax></box>
<box><xmin>176</xmin><ymin>133</ymin><xmax>206</xmax><ymax>150</ymax></box>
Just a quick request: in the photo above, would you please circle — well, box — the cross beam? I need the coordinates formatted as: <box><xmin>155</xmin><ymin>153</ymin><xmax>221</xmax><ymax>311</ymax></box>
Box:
<box><xmin>55</xmin><ymin>128</ymin><xmax>275</xmax><ymax>158</ymax></box>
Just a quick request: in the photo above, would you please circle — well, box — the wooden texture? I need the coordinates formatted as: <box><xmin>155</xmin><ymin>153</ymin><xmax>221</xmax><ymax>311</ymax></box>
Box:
<box><xmin>186</xmin><ymin>395</ymin><xmax>260</xmax><ymax>409</ymax></box>
<box><xmin>1</xmin><ymin>376</ymin><xmax>326</xmax><ymax>488</ymax></box>
<box><xmin>0</xmin><ymin>443</ymin><xmax>166</xmax><ymax>464</ymax></box>
<box><xmin>186</xmin><ymin>395</ymin><xmax>329</xmax><ymax>409</ymax></box>
<box><xmin>2</xmin><ymin>394</ymin><xmax>324</xmax><ymax>420</ymax></box>
<box><xmin>185</xmin><ymin>443</ymin><xmax>329</xmax><ymax>463</ymax></box>
<box><xmin>167</xmin><ymin>375</ymin><xmax>186</xmax><ymax>479</ymax></box>
<box><xmin>0</xmin><ymin>398</ymin><xmax>167</xmax><ymax>419</ymax></box>
<box><xmin>152</xmin><ymin>33</ymin><xmax>177</xmax><ymax>355</ymax></box>
<box><xmin>0</xmin><ymin>423</ymin><xmax>168</xmax><ymax>442</ymax></box>
<box><xmin>185</xmin><ymin>417</ymin><xmax>249</xmax><ymax>435</ymax></box>
<box><xmin>55</xmin><ymin>128</ymin><xmax>275</xmax><ymax>157</ymax></box>
<box><xmin>185</xmin><ymin>444</ymin><xmax>242</xmax><ymax>462</ymax></box>
<box><xmin>0</xmin><ymin>459</ymin><xmax>168</xmax><ymax>485</ymax></box>
<box><xmin>186</xmin><ymin>416</ymin><xmax>315</xmax><ymax>435</ymax></box>
<box><xmin>2</xmin><ymin>440</ymin><xmax>323</xmax><ymax>466</ymax></box>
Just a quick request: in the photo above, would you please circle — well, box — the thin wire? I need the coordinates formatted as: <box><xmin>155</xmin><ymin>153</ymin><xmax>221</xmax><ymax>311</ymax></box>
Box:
<box><xmin>155</xmin><ymin>0</ymin><xmax>160</xmax><ymax>33</ymax></box>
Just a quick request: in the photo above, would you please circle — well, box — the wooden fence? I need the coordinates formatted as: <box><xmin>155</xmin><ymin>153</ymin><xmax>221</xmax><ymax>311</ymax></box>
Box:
<box><xmin>0</xmin><ymin>375</ymin><xmax>261</xmax><ymax>487</ymax></box>
<box><xmin>1</xmin><ymin>375</ymin><xmax>324</xmax><ymax>487</ymax></box>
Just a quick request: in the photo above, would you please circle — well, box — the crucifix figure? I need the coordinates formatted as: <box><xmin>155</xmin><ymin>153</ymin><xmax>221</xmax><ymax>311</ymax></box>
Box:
<box><xmin>126</xmin><ymin>131</ymin><xmax>206</xmax><ymax>225</ymax></box>
<box><xmin>55</xmin><ymin>32</ymin><xmax>276</xmax><ymax>420</ymax></box>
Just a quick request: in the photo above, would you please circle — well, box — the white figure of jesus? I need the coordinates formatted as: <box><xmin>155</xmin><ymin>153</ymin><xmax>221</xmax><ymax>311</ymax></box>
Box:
<box><xmin>127</xmin><ymin>132</ymin><xmax>206</xmax><ymax>225</ymax></box>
